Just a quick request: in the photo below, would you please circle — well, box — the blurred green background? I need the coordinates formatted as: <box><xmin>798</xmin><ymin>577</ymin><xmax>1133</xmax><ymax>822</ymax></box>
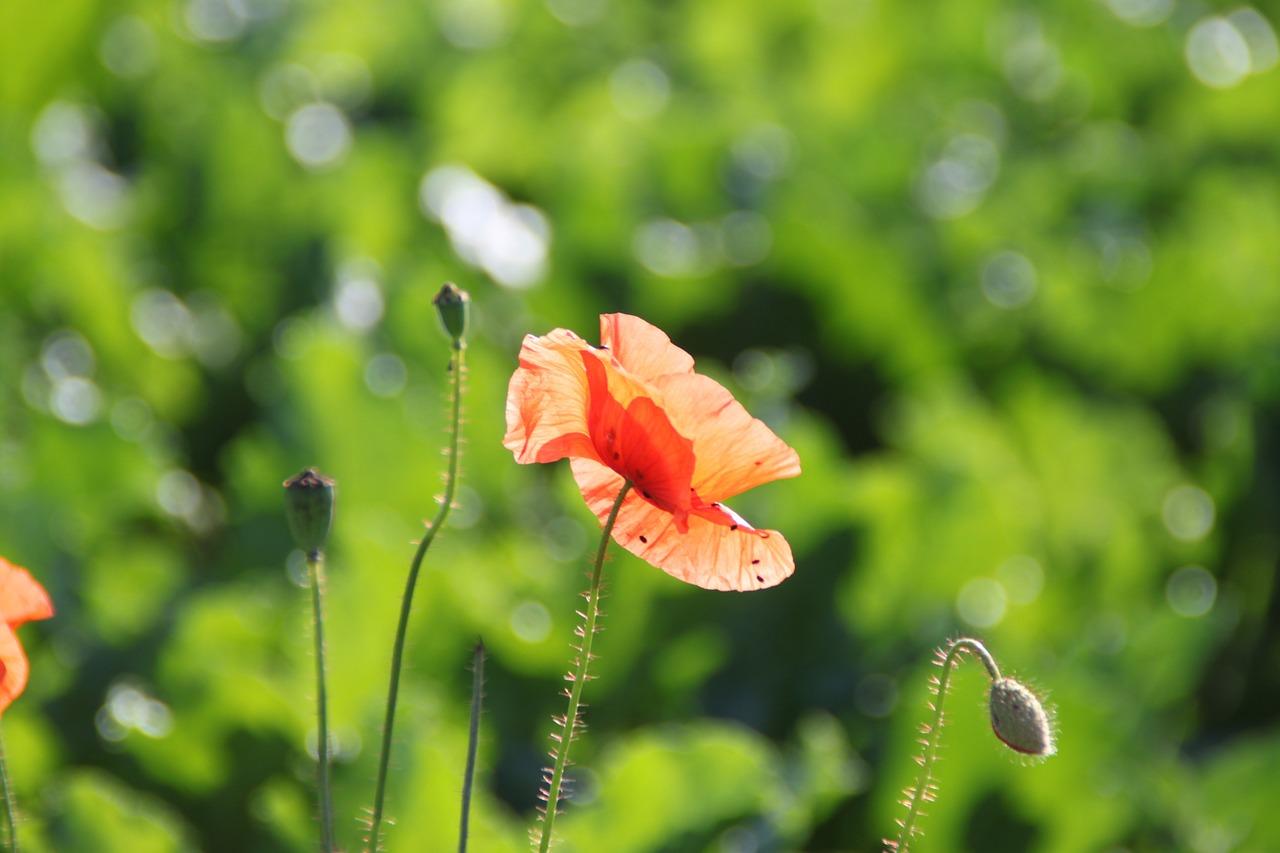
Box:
<box><xmin>2</xmin><ymin>0</ymin><xmax>1279</xmax><ymax>850</ymax></box>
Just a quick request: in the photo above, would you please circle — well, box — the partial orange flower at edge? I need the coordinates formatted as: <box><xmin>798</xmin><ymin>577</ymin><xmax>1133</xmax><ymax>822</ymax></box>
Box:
<box><xmin>504</xmin><ymin>314</ymin><xmax>801</xmax><ymax>591</ymax></box>
<box><xmin>0</xmin><ymin>558</ymin><xmax>55</xmax><ymax>714</ymax></box>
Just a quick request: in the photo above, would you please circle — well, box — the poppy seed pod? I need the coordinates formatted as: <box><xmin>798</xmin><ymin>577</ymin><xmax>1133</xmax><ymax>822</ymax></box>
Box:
<box><xmin>433</xmin><ymin>282</ymin><xmax>471</xmax><ymax>345</ymax></box>
<box><xmin>989</xmin><ymin>677</ymin><xmax>1056</xmax><ymax>757</ymax></box>
<box><xmin>283</xmin><ymin>468</ymin><xmax>335</xmax><ymax>557</ymax></box>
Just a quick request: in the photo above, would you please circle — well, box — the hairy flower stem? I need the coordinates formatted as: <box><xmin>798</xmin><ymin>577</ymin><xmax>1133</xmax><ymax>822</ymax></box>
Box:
<box><xmin>892</xmin><ymin>638</ymin><xmax>1001</xmax><ymax>853</ymax></box>
<box><xmin>458</xmin><ymin>640</ymin><xmax>485</xmax><ymax>853</ymax></box>
<box><xmin>0</xmin><ymin>729</ymin><xmax>19</xmax><ymax>853</ymax></box>
<box><xmin>367</xmin><ymin>341</ymin><xmax>467</xmax><ymax>852</ymax></box>
<box><xmin>307</xmin><ymin>551</ymin><xmax>335</xmax><ymax>853</ymax></box>
<box><xmin>536</xmin><ymin>481</ymin><xmax>633</xmax><ymax>853</ymax></box>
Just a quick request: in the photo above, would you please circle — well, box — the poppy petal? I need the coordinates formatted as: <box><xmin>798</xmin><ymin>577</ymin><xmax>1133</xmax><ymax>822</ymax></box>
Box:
<box><xmin>571</xmin><ymin>458</ymin><xmax>795</xmax><ymax>591</ymax></box>
<box><xmin>503</xmin><ymin>329</ymin><xmax>599</xmax><ymax>465</ymax></box>
<box><xmin>653</xmin><ymin>373</ymin><xmax>801</xmax><ymax>501</ymax></box>
<box><xmin>599</xmin><ymin>314</ymin><xmax>695</xmax><ymax>381</ymax></box>
<box><xmin>582</xmin><ymin>353</ymin><xmax>695</xmax><ymax>519</ymax></box>
<box><xmin>0</xmin><ymin>625</ymin><xmax>27</xmax><ymax>715</ymax></box>
<box><xmin>0</xmin><ymin>559</ymin><xmax>54</xmax><ymax>628</ymax></box>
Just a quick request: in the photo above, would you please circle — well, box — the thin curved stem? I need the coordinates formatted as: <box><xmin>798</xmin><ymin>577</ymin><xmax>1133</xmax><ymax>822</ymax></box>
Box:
<box><xmin>308</xmin><ymin>551</ymin><xmax>335</xmax><ymax>853</ymax></box>
<box><xmin>0</xmin><ymin>727</ymin><xmax>19</xmax><ymax>853</ymax></box>
<box><xmin>368</xmin><ymin>342</ymin><xmax>467</xmax><ymax>852</ymax></box>
<box><xmin>536</xmin><ymin>481</ymin><xmax>633</xmax><ymax>853</ymax></box>
<box><xmin>891</xmin><ymin>638</ymin><xmax>1001</xmax><ymax>852</ymax></box>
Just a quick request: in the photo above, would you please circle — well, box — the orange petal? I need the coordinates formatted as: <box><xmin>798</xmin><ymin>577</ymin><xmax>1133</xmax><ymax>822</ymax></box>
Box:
<box><xmin>0</xmin><ymin>624</ymin><xmax>28</xmax><ymax>715</ymax></box>
<box><xmin>503</xmin><ymin>328</ymin><xmax>599</xmax><ymax>465</ymax></box>
<box><xmin>652</xmin><ymin>373</ymin><xmax>801</xmax><ymax>501</ymax></box>
<box><xmin>571</xmin><ymin>458</ymin><xmax>795</xmax><ymax>591</ymax></box>
<box><xmin>582</xmin><ymin>354</ymin><xmax>695</xmax><ymax>520</ymax></box>
<box><xmin>599</xmin><ymin>314</ymin><xmax>695</xmax><ymax>381</ymax></box>
<box><xmin>0</xmin><ymin>559</ymin><xmax>54</xmax><ymax>628</ymax></box>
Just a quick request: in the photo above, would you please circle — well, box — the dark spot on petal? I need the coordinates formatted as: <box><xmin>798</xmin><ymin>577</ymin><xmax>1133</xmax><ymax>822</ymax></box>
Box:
<box><xmin>612</xmin><ymin>452</ymin><xmax>620</xmax><ymax>460</ymax></box>
<box><xmin>751</xmin><ymin>559</ymin><xmax>760</xmax><ymax>565</ymax></box>
<box><xmin>730</xmin><ymin>524</ymin><xmax>738</xmax><ymax>531</ymax></box>
<box><xmin>755</xmin><ymin>460</ymin><xmax>762</xmax><ymax>465</ymax></box>
<box><xmin>760</xmin><ymin>532</ymin><xmax>770</xmax><ymax>539</ymax></box>
<box><xmin>641</xmin><ymin>490</ymin><xmax>651</xmax><ymax>499</ymax></box>
<box><xmin>756</xmin><ymin>575</ymin><xmax>764</xmax><ymax>583</ymax></box>
<box><xmin>639</xmin><ymin>535</ymin><xmax>648</xmax><ymax>543</ymax></box>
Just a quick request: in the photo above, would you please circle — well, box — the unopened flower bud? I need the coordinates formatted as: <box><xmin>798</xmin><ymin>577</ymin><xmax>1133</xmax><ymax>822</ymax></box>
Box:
<box><xmin>433</xmin><ymin>282</ymin><xmax>471</xmax><ymax>345</ymax></box>
<box><xmin>989</xmin><ymin>677</ymin><xmax>1055</xmax><ymax>757</ymax></box>
<box><xmin>283</xmin><ymin>468</ymin><xmax>335</xmax><ymax>557</ymax></box>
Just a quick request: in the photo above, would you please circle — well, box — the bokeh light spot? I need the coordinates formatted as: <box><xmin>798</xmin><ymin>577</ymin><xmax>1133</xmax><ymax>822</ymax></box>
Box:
<box><xmin>981</xmin><ymin>250</ymin><xmax>1038</xmax><ymax>309</ymax></box>
<box><xmin>1231</xmin><ymin>7</ymin><xmax>1280</xmax><ymax>73</ymax></box>
<box><xmin>364</xmin><ymin>353</ymin><xmax>408</xmax><ymax>398</ymax></box>
<box><xmin>42</xmin><ymin>330</ymin><xmax>95</xmax><ymax>380</ymax></box>
<box><xmin>31</xmin><ymin>101</ymin><xmax>97</xmax><ymax>167</ymax></box>
<box><xmin>957</xmin><ymin>578</ymin><xmax>1007</xmax><ymax>628</ymax></box>
<box><xmin>132</xmin><ymin>290</ymin><xmax>194</xmax><ymax>359</ymax></box>
<box><xmin>441</xmin><ymin>0</ymin><xmax>506</xmax><ymax>49</ymax></box>
<box><xmin>1186</xmin><ymin>17</ymin><xmax>1252</xmax><ymax>89</ymax></box>
<box><xmin>157</xmin><ymin>470</ymin><xmax>201</xmax><ymax>520</ymax></box>
<box><xmin>420</xmin><ymin>165</ymin><xmax>550</xmax><ymax>288</ymax></box>
<box><xmin>633</xmin><ymin>218</ymin><xmax>714</xmax><ymax>277</ymax></box>
<box><xmin>51</xmin><ymin>378</ymin><xmax>103</xmax><ymax>426</ymax></box>
<box><xmin>100</xmin><ymin>16</ymin><xmax>157</xmax><ymax>78</ymax></box>
<box><xmin>184</xmin><ymin>0</ymin><xmax>247</xmax><ymax>44</ymax></box>
<box><xmin>1104</xmin><ymin>0</ymin><xmax>1173</xmax><ymax>27</ymax></box>
<box><xmin>546</xmin><ymin>0</ymin><xmax>605</xmax><ymax>26</ymax></box>
<box><xmin>917</xmin><ymin>133</ymin><xmax>1000</xmax><ymax>219</ymax></box>
<box><xmin>98</xmin><ymin>681</ymin><xmax>174</xmax><ymax>742</ymax></box>
<box><xmin>1167</xmin><ymin>565</ymin><xmax>1217</xmax><ymax>618</ymax></box>
<box><xmin>1162</xmin><ymin>484</ymin><xmax>1215</xmax><ymax>541</ymax></box>
<box><xmin>609</xmin><ymin>59</ymin><xmax>670</xmax><ymax>121</ymax></box>
<box><xmin>997</xmin><ymin>555</ymin><xmax>1045</xmax><ymax>604</ymax></box>
<box><xmin>511</xmin><ymin>600</ymin><xmax>553</xmax><ymax>643</ymax></box>
<box><xmin>333</xmin><ymin>261</ymin><xmax>385</xmax><ymax>333</ymax></box>
<box><xmin>285</xmin><ymin>103</ymin><xmax>352</xmax><ymax>170</ymax></box>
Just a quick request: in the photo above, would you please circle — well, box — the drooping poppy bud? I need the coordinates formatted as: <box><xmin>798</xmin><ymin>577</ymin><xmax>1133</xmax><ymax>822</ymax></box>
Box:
<box><xmin>433</xmin><ymin>282</ymin><xmax>471</xmax><ymax>346</ymax></box>
<box><xmin>283</xmin><ymin>468</ymin><xmax>336</xmax><ymax>557</ymax></box>
<box><xmin>989</xmin><ymin>677</ymin><xmax>1056</xmax><ymax>757</ymax></box>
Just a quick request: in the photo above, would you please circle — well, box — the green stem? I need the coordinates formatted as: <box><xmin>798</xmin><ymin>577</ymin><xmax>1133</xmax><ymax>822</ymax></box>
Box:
<box><xmin>892</xmin><ymin>638</ymin><xmax>1001</xmax><ymax>852</ymax></box>
<box><xmin>458</xmin><ymin>640</ymin><xmax>485</xmax><ymax>853</ymax></box>
<box><xmin>368</xmin><ymin>342</ymin><xmax>467</xmax><ymax>852</ymax></box>
<box><xmin>308</xmin><ymin>551</ymin><xmax>335</xmax><ymax>853</ymax></box>
<box><xmin>0</xmin><ymin>727</ymin><xmax>19</xmax><ymax>853</ymax></box>
<box><xmin>535</xmin><ymin>481</ymin><xmax>633</xmax><ymax>853</ymax></box>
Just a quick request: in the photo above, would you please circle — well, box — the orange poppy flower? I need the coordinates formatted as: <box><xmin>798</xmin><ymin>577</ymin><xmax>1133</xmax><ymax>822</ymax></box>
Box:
<box><xmin>0</xmin><ymin>558</ymin><xmax>55</xmax><ymax>714</ymax></box>
<box><xmin>504</xmin><ymin>314</ymin><xmax>800</xmax><ymax>591</ymax></box>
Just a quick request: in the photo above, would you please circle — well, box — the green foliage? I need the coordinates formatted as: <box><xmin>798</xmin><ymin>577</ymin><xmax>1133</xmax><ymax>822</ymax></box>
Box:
<box><xmin>3</xmin><ymin>0</ymin><xmax>1280</xmax><ymax>850</ymax></box>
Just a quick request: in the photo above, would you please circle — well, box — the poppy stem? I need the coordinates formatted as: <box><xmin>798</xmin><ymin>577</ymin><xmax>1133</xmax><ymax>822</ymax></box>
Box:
<box><xmin>535</xmin><ymin>480</ymin><xmax>633</xmax><ymax>853</ymax></box>
<box><xmin>307</xmin><ymin>550</ymin><xmax>336</xmax><ymax>853</ymax></box>
<box><xmin>890</xmin><ymin>638</ymin><xmax>1001</xmax><ymax>853</ymax></box>
<box><xmin>367</xmin><ymin>340</ymin><xmax>467</xmax><ymax>853</ymax></box>
<box><xmin>0</xmin><ymin>727</ymin><xmax>19</xmax><ymax>853</ymax></box>
<box><xmin>458</xmin><ymin>639</ymin><xmax>485</xmax><ymax>853</ymax></box>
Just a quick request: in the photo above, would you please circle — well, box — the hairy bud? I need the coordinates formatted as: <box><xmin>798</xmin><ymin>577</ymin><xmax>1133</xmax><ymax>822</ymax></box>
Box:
<box><xmin>989</xmin><ymin>677</ymin><xmax>1055</xmax><ymax>757</ymax></box>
